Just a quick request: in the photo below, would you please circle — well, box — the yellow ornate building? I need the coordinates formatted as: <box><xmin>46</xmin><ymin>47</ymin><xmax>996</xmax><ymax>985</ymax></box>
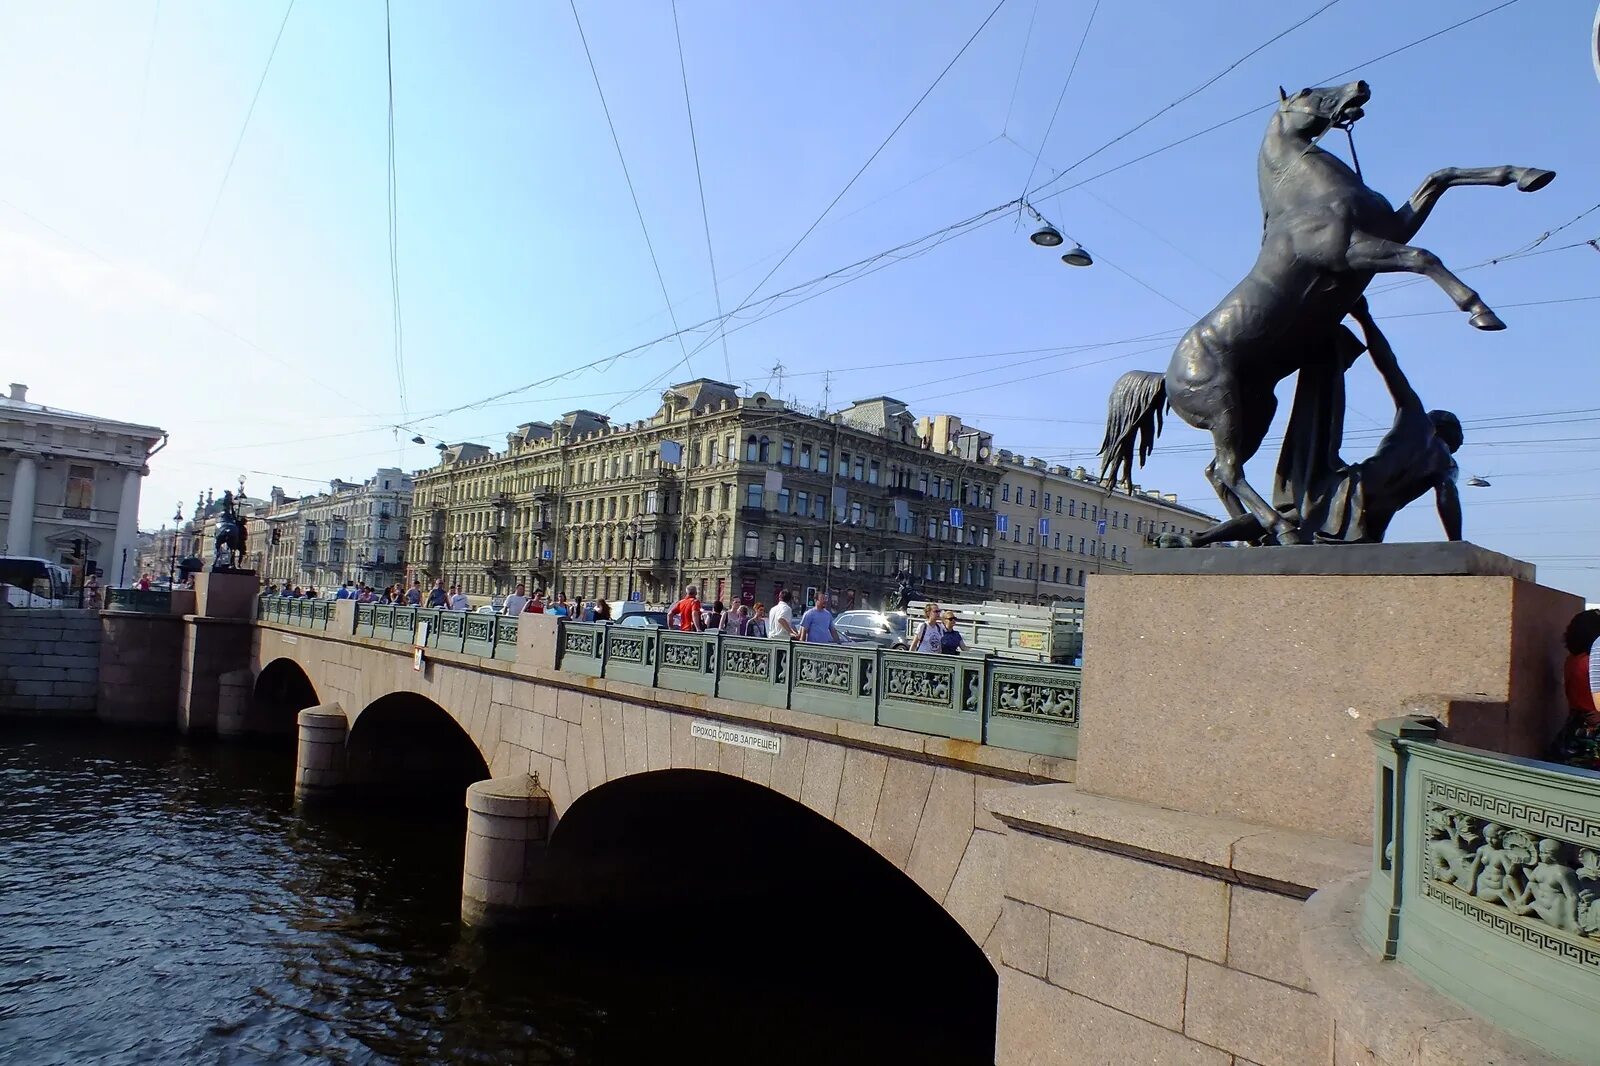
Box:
<box><xmin>409</xmin><ymin>380</ymin><xmax>1004</xmax><ymax>609</ymax></box>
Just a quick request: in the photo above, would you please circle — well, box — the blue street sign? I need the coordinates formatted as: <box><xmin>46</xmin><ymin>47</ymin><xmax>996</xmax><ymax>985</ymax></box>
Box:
<box><xmin>1097</xmin><ymin>519</ymin><xmax>1107</xmax><ymax>535</ymax></box>
<box><xmin>630</xmin><ymin>591</ymin><xmax>643</xmax><ymax>601</ymax></box>
<box><xmin>995</xmin><ymin>514</ymin><xmax>1009</xmax><ymax>533</ymax></box>
<box><xmin>949</xmin><ymin>507</ymin><xmax>964</xmax><ymax>529</ymax></box>
<box><xmin>1039</xmin><ymin>518</ymin><xmax>1050</xmax><ymax>536</ymax></box>
<box><xmin>541</xmin><ymin>549</ymin><xmax>553</xmax><ymax>561</ymax></box>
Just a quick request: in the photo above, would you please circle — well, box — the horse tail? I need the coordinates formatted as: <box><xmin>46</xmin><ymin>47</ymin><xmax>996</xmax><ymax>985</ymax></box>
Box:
<box><xmin>1098</xmin><ymin>370</ymin><xmax>1168</xmax><ymax>491</ymax></box>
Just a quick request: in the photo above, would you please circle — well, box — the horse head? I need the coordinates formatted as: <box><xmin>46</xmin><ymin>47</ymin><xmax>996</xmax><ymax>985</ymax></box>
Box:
<box><xmin>1275</xmin><ymin>80</ymin><xmax>1369</xmax><ymax>141</ymax></box>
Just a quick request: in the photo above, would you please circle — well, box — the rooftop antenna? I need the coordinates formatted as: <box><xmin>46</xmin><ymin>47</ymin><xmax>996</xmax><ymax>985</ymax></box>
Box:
<box><xmin>821</xmin><ymin>370</ymin><xmax>831</xmax><ymax>415</ymax></box>
<box><xmin>765</xmin><ymin>360</ymin><xmax>787</xmax><ymax>398</ymax></box>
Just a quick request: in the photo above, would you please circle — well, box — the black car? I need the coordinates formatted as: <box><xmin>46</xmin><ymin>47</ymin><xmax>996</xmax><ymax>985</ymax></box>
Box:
<box><xmin>834</xmin><ymin>610</ymin><xmax>910</xmax><ymax>650</ymax></box>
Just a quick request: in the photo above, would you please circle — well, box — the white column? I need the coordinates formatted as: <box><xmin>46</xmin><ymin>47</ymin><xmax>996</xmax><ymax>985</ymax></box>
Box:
<box><xmin>112</xmin><ymin>467</ymin><xmax>142</xmax><ymax>586</ymax></box>
<box><xmin>6</xmin><ymin>454</ymin><xmax>37</xmax><ymax>557</ymax></box>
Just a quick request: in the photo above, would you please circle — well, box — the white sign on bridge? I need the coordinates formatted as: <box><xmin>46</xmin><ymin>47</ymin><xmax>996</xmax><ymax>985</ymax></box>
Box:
<box><xmin>690</xmin><ymin>720</ymin><xmax>781</xmax><ymax>755</ymax></box>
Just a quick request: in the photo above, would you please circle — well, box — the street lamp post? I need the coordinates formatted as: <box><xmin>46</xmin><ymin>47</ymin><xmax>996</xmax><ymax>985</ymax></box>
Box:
<box><xmin>169</xmin><ymin>503</ymin><xmax>182</xmax><ymax>585</ymax></box>
<box><xmin>625</xmin><ymin>516</ymin><xmax>643</xmax><ymax>604</ymax></box>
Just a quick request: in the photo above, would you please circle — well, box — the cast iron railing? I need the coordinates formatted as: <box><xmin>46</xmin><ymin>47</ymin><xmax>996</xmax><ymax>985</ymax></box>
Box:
<box><xmin>555</xmin><ymin>620</ymin><xmax>1079</xmax><ymax>758</ymax></box>
<box><xmin>1363</xmin><ymin>717</ymin><xmax>1600</xmax><ymax>1063</ymax></box>
<box><xmin>257</xmin><ymin>596</ymin><xmax>333</xmax><ymax>631</ymax></box>
<box><xmin>104</xmin><ymin>589</ymin><xmax>174</xmax><ymax>614</ymax></box>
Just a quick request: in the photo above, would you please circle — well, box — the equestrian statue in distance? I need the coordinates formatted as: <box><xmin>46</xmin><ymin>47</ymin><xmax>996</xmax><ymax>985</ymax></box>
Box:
<box><xmin>1097</xmin><ymin>80</ymin><xmax>1554</xmax><ymax>547</ymax></box>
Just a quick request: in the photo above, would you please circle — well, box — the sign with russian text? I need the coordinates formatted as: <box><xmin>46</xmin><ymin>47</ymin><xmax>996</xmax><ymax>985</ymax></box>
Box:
<box><xmin>690</xmin><ymin>720</ymin><xmax>781</xmax><ymax>755</ymax></box>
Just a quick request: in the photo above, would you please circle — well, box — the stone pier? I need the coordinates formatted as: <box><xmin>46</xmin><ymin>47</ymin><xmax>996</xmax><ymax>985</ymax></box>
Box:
<box><xmin>294</xmin><ymin>704</ymin><xmax>349</xmax><ymax>805</ymax></box>
<box><xmin>461</xmin><ymin>775</ymin><xmax>553</xmax><ymax>927</ymax></box>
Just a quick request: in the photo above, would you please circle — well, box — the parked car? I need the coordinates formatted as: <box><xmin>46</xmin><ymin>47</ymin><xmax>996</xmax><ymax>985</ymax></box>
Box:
<box><xmin>618</xmin><ymin>610</ymin><xmax>669</xmax><ymax>629</ymax></box>
<box><xmin>834</xmin><ymin>610</ymin><xmax>909</xmax><ymax>650</ymax></box>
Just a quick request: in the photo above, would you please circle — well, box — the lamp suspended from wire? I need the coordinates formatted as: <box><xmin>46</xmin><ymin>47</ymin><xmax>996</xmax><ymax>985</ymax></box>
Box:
<box><xmin>1023</xmin><ymin>201</ymin><xmax>1090</xmax><ymax>265</ymax></box>
<box><xmin>411</xmin><ymin>435</ymin><xmax>426</xmax><ymax>445</ymax></box>
<box><xmin>1466</xmin><ymin>475</ymin><xmax>1491</xmax><ymax>488</ymax></box>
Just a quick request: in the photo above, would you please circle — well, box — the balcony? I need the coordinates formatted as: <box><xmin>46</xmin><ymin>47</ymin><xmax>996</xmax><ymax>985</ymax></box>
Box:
<box><xmin>739</xmin><ymin>506</ymin><xmax>768</xmax><ymax>525</ymax></box>
<box><xmin>885</xmin><ymin>485</ymin><xmax>925</xmax><ymax>500</ymax></box>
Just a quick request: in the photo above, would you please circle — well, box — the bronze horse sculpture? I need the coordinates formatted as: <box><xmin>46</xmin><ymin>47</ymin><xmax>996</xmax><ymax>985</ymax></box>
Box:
<box><xmin>1099</xmin><ymin>80</ymin><xmax>1553</xmax><ymax>545</ymax></box>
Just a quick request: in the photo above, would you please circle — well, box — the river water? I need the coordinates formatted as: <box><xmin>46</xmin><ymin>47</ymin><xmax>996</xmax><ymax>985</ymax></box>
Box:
<box><xmin>0</xmin><ymin>725</ymin><xmax>988</xmax><ymax>1064</ymax></box>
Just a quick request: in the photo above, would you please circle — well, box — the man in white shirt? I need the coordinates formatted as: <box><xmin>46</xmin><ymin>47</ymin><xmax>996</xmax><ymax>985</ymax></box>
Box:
<box><xmin>502</xmin><ymin>583</ymin><xmax>529</xmax><ymax>615</ymax></box>
<box><xmin>448</xmin><ymin>585</ymin><xmax>470</xmax><ymax>611</ymax></box>
<box><xmin>767</xmin><ymin>589</ymin><xmax>799</xmax><ymax>639</ymax></box>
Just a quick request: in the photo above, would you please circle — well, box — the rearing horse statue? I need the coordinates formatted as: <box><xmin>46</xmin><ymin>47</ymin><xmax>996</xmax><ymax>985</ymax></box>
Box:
<box><xmin>1099</xmin><ymin>80</ymin><xmax>1553</xmax><ymax>544</ymax></box>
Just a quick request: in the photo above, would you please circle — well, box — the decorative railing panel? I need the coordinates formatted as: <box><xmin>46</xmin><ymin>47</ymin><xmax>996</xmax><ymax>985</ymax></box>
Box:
<box><xmin>717</xmin><ymin>635</ymin><xmax>792</xmax><ymax>710</ymax></box>
<box><xmin>492</xmin><ymin>616</ymin><xmax>518</xmax><ymax>662</ymax></box>
<box><xmin>257</xmin><ymin>596</ymin><xmax>332</xmax><ymax>631</ymax></box>
<box><xmin>984</xmin><ymin>661</ymin><xmax>1082</xmax><ymax>758</ymax></box>
<box><xmin>789</xmin><ymin>642</ymin><xmax>876</xmax><ymax>723</ymax></box>
<box><xmin>656</xmin><ymin>631</ymin><xmax>719</xmax><ymax>697</ymax></box>
<box><xmin>1364</xmin><ymin>718</ymin><xmax>1600</xmax><ymax>1063</ymax></box>
<box><xmin>876</xmin><ymin>650</ymin><xmax>982</xmax><ymax>741</ymax></box>
<box><xmin>603</xmin><ymin>626</ymin><xmax>656</xmax><ymax>686</ymax></box>
<box><xmin>107</xmin><ymin>588</ymin><xmax>173</xmax><ymax>614</ymax></box>
<box><xmin>557</xmin><ymin>621</ymin><xmax>606</xmax><ymax>676</ymax></box>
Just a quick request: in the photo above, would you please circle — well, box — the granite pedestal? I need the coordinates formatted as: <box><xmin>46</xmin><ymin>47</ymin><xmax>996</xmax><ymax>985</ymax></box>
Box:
<box><xmin>1075</xmin><ymin>543</ymin><xmax>1579</xmax><ymax>844</ymax></box>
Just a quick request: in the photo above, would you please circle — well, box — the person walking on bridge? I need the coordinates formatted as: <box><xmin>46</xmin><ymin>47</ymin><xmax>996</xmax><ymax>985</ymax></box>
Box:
<box><xmin>670</xmin><ymin>585</ymin><xmax>703</xmax><ymax>632</ymax></box>
<box><xmin>798</xmin><ymin>593</ymin><xmax>842</xmax><ymax>644</ymax></box>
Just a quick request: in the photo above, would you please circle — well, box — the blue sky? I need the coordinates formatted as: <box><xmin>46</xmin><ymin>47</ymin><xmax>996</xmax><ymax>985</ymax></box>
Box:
<box><xmin>0</xmin><ymin>0</ymin><xmax>1595</xmax><ymax>597</ymax></box>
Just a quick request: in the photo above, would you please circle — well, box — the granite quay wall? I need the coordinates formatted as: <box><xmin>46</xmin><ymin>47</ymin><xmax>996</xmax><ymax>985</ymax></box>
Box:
<box><xmin>0</xmin><ymin>608</ymin><xmax>100</xmax><ymax>716</ymax></box>
<box><xmin>98</xmin><ymin>610</ymin><xmax>185</xmax><ymax>726</ymax></box>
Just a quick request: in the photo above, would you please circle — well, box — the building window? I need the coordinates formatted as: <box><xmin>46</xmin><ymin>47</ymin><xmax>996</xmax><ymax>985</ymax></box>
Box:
<box><xmin>1029</xmin><ymin>490</ymin><xmax>1037</xmax><ymax>507</ymax></box>
<box><xmin>780</xmin><ymin>440</ymin><xmax>794</xmax><ymax>465</ymax></box>
<box><xmin>793</xmin><ymin>538</ymin><xmax>805</xmax><ymax>564</ymax></box>
<box><xmin>868</xmin><ymin>460</ymin><xmax>879</xmax><ymax>485</ymax></box>
<box><xmin>1042</xmin><ymin>492</ymin><xmax>1051</xmax><ymax>511</ymax></box>
<box><xmin>1052</xmin><ymin>565</ymin><xmax>1060</xmax><ymax>582</ymax></box>
<box><xmin>818</xmin><ymin>448</ymin><xmax>830</xmax><ymax>474</ymax></box>
<box><xmin>850</xmin><ymin>502</ymin><xmax>862</xmax><ymax>525</ymax></box>
<box><xmin>65</xmin><ymin>465</ymin><xmax>94</xmax><ymax>517</ymax></box>
<box><xmin>797</xmin><ymin>490</ymin><xmax>809</xmax><ymax>516</ymax></box>
<box><xmin>746</xmin><ymin>484</ymin><xmax>763</xmax><ymax>509</ymax></box>
<box><xmin>746</xmin><ymin>436</ymin><xmax>759</xmax><ymax>461</ymax></box>
<box><xmin>744</xmin><ymin>531</ymin><xmax>760</xmax><ymax>558</ymax></box>
<box><xmin>1011</xmin><ymin>560</ymin><xmax>1020</xmax><ymax>578</ymax></box>
<box><xmin>854</xmin><ymin>458</ymin><xmax>864</xmax><ymax>481</ymax></box>
<box><xmin>1068</xmin><ymin>499</ymin><xmax>1076</xmax><ymax>517</ymax></box>
<box><xmin>919</xmin><ymin>473</ymin><xmax>930</xmax><ymax>495</ymax></box>
<box><xmin>1001</xmin><ymin>483</ymin><xmax>1010</xmax><ymax>503</ymax></box>
<box><xmin>810</xmin><ymin>541</ymin><xmax>822</xmax><ymax>565</ymax></box>
<box><xmin>1025</xmin><ymin>564</ymin><xmax>1033</xmax><ymax>579</ymax></box>
<box><xmin>775</xmin><ymin>533</ymin><xmax>785</xmax><ymax>560</ymax></box>
<box><xmin>1026</xmin><ymin>528</ymin><xmax>1034</xmax><ymax>546</ymax></box>
<box><xmin>759</xmin><ymin>437</ymin><xmax>771</xmax><ymax>463</ymax></box>
<box><xmin>839</xmin><ymin>452</ymin><xmax>851</xmax><ymax>477</ymax></box>
<box><xmin>777</xmin><ymin>488</ymin><xmax>791</xmax><ymax>513</ymax></box>
<box><xmin>800</xmin><ymin>443</ymin><xmax>813</xmax><ymax>469</ymax></box>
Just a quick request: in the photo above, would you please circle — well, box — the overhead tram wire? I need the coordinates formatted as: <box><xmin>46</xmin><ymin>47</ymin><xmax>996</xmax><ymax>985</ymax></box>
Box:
<box><xmin>1024</xmin><ymin>0</ymin><xmax>1342</xmax><ymax>204</ymax></box>
<box><xmin>568</xmin><ymin>0</ymin><xmax>696</xmax><ymax>376</ymax></box>
<box><xmin>617</xmin><ymin>0</ymin><xmax>1016</xmax><ymax>408</ymax></box>
<box><xmin>1029</xmin><ymin>0</ymin><xmax>1525</xmax><ymax>211</ymax></box>
<box><xmin>188</xmin><ymin>0</ymin><xmax>297</xmax><ymax>273</ymax></box>
<box><xmin>1000</xmin><ymin>0</ymin><xmax>1040</xmax><ymax>138</ymax></box>
<box><xmin>671</xmin><ymin>0</ymin><xmax>731</xmax><ymax>382</ymax></box>
<box><xmin>390</xmin><ymin>0</ymin><xmax>1533</xmax><ymax>436</ymax></box>
<box><xmin>385</xmin><ymin>0</ymin><xmax>408</xmax><ymax>413</ymax></box>
<box><xmin>1018</xmin><ymin>0</ymin><xmax>1100</xmax><ymax>198</ymax></box>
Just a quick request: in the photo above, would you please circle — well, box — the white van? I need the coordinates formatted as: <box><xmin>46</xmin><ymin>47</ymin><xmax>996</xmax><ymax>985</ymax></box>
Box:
<box><xmin>0</xmin><ymin>556</ymin><xmax>74</xmax><ymax>608</ymax></box>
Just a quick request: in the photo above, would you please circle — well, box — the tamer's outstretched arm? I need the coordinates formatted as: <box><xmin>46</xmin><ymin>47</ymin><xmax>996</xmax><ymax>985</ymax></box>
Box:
<box><xmin>1348</xmin><ymin>298</ymin><xmax>1423</xmax><ymax>417</ymax></box>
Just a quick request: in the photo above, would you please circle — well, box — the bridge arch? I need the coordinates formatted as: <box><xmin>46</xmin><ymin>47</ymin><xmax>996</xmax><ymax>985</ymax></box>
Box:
<box><xmin>346</xmin><ymin>692</ymin><xmax>491</xmax><ymax>805</ymax></box>
<box><xmin>248</xmin><ymin>657</ymin><xmax>321</xmax><ymax>741</ymax></box>
<box><xmin>543</xmin><ymin>768</ymin><xmax>998</xmax><ymax>1062</ymax></box>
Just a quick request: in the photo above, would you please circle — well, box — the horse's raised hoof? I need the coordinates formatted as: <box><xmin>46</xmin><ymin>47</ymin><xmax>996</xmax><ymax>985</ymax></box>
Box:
<box><xmin>1516</xmin><ymin>168</ymin><xmax>1555</xmax><ymax>192</ymax></box>
<box><xmin>1470</xmin><ymin>310</ymin><xmax>1507</xmax><ymax>331</ymax></box>
<box><xmin>1274</xmin><ymin>529</ymin><xmax>1306</xmax><ymax>546</ymax></box>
